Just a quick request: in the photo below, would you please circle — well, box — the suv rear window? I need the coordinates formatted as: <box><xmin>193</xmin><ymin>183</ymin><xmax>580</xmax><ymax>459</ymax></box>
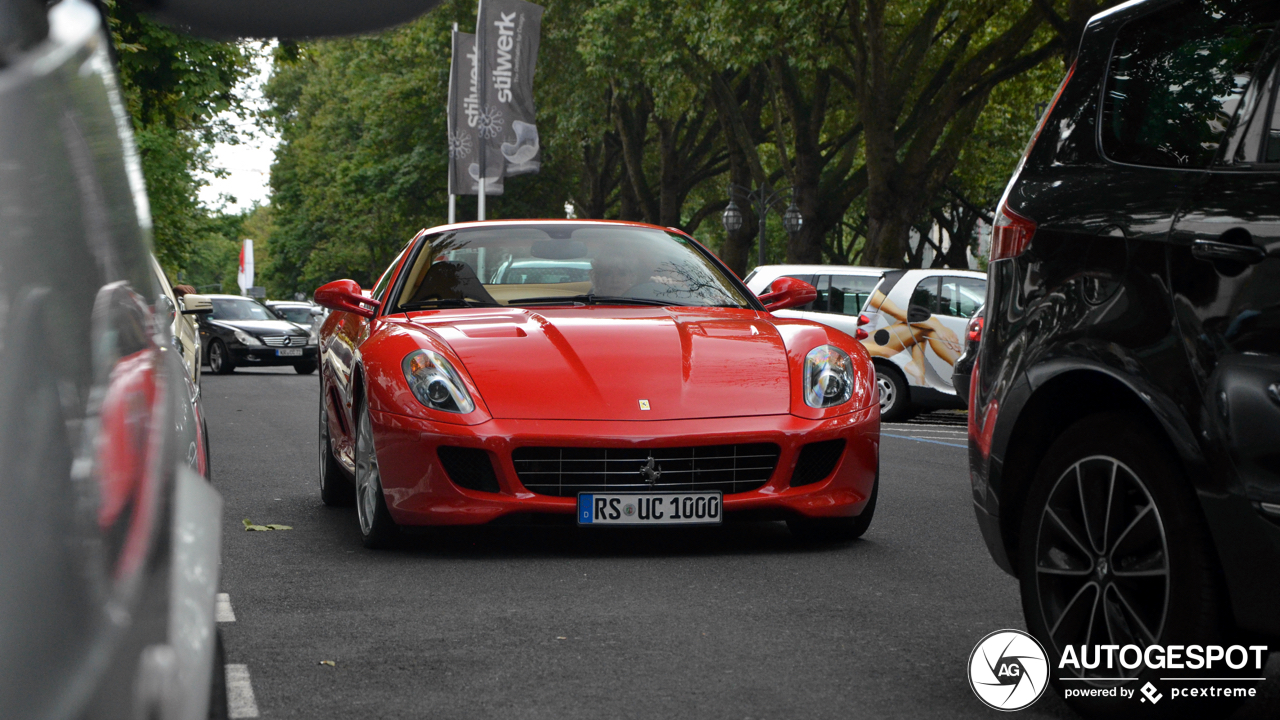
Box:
<box><xmin>1101</xmin><ymin>1</ymin><xmax>1278</xmax><ymax>168</ymax></box>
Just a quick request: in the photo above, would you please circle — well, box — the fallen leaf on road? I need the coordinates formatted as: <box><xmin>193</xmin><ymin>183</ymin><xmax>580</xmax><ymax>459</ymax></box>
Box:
<box><xmin>265</xmin><ymin>524</ymin><xmax>293</xmax><ymax>530</ymax></box>
<box><xmin>242</xmin><ymin>519</ymin><xmax>269</xmax><ymax>531</ymax></box>
<box><xmin>319</xmin><ymin>660</ymin><xmax>336</xmax><ymax>667</ymax></box>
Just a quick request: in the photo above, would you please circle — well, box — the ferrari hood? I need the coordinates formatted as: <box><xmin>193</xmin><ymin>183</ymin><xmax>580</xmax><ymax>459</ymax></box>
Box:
<box><xmin>408</xmin><ymin>308</ymin><xmax>791</xmax><ymax>421</ymax></box>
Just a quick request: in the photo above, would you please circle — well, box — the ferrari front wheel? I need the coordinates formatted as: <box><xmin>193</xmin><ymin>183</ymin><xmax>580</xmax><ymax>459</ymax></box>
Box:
<box><xmin>354</xmin><ymin>397</ymin><xmax>397</xmax><ymax>548</ymax></box>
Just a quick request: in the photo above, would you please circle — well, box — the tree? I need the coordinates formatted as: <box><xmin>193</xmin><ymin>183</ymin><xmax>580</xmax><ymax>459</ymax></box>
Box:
<box><xmin>104</xmin><ymin>1</ymin><xmax>253</xmax><ymax>272</ymax></box>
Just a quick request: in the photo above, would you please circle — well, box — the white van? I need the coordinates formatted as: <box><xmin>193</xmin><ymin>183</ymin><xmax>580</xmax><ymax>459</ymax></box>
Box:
<box><xmin>744</xmin><ymin>264</ymin><xmax>887</xmax><ymax>340</ymax></box>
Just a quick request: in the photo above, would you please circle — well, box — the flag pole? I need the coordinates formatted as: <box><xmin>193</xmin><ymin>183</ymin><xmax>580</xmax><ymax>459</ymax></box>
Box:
<box><xmin>476</xmin><ymin>0</ymin><xmax>487</xmax><ymax>221</ymax></box>
<box><xmin>448</xmin><ymin>22</ymin><xmax>458</xmax><ymax>224</ymax></box>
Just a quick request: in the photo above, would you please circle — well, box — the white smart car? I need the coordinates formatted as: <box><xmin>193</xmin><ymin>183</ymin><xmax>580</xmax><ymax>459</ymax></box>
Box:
<box><xmin>859</xmin><ymin>269</ymin><xmax>985</xmax><ymax>420</ymax></box>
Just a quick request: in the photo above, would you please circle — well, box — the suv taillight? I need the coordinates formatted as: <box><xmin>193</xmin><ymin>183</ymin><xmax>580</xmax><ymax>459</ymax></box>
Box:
<box><xmin>967</xmin><ymin>315</ymin><xmax>983</xmax><ymax>344</ymax></box>
<box><xmin>989</xmin><ymin>62</ymin><xmax>1073</xmax><ymax>262</ymax></box>
<box><xmin>990</xmin><ymin>204</ymin><xmax>1037</xmax><ymax>260</ymax></box>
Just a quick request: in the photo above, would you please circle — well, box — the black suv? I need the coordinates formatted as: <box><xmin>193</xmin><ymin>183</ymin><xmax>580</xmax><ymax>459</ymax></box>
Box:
<box><xmin>971</xmin><ymin>0</ymin><xmax>1279</xmax><ymax>712</ymax></box>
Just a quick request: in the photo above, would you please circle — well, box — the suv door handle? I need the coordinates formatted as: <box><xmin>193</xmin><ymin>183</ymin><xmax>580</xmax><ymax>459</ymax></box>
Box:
<box><xmin>1191</xmin><ymin>239</ymin><xmax>1265</xmax><ymax>265</ymax></box>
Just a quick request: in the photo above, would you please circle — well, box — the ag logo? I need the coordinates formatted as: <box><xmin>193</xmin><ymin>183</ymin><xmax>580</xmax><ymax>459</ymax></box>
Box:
<box><xmin>968</xmin><ymin>629</ymin><xmax>1049</xmax><ymax>711</ymax></box>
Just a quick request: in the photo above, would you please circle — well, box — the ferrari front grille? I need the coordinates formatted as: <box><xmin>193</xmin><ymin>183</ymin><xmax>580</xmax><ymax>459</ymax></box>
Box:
<box><xmin>511</xmin><ymin>443</ymin><xmax>781</xmax><ymax>497</ymax></box>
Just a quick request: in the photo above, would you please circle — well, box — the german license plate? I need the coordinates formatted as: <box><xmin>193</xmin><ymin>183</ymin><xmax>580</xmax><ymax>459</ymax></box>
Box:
<box><xmin>276</xmin><ymin>348</ymin><xmax>303</xmax><ymax>357</ymax></box>
<box><xmin>577</xmin><ymin>492</ymin><xmax>722</xmax><ymax>526</ymax></box>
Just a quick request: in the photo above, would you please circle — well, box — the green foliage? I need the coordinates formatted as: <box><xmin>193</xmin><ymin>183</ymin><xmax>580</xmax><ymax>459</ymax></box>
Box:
<box><xmin>262</xmin><ymin>0</ymin><xmax>1111</xmax><ymax>283</ymax></box>
<box><xmin>264</xmin><ymin>1</ymin><xmax>574</xmax><ymax>296</ymax></box>
<box><xmin>104</xmin><ymin>1</ymin><xmax>252</xmax><ymax>275</ymax></box>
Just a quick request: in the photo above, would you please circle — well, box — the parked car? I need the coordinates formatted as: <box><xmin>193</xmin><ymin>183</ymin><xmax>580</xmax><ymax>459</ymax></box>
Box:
<box><xmin>0</xmin><ymin>2</ymin><xmax>222</xmax><ymax>718</ymax></box>
<box><xmin>265</xmin><ymin>299</ymin><xmax>322</xmax><ymax>325</ymax></box>
<box><xmin>860</xmin><ymin>269</ymin><xmax>985</xmax><ymax>421</ymax></box>
<box><xmin>314</xmin><ymin>221</ymin><xmax>880</xmax><ymax>548</ymax></box>
<box><xmin>151</xmin><ymin>255</ymin><xmax>213</xmax><ymax>384</ymax></box>
<box><xmin>950</xmin><ymin>305</ymin><xmax>982</xmax><ymax>406</ymax></box>
<box><xmin>489</xmin><ymin>258</ymin><xmax>592</xmax><ymax>284</ymax></box>
<box><xmin>199</xmin><ymin>294</ymin><xmax>318</xmax><ymax>374</ymax></box>
<box><xmin>265</xmin><ymin>299</ymin><xmax>325</xmax><ymax>342</ymax></box>
<box><xmin>970</xmin><ymin>0</ymin><xmax>1280</xmax><ymax>714</ymax></box>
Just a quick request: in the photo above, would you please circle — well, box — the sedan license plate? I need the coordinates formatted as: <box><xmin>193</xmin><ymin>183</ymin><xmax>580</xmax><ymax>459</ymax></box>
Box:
<box><xmin>276</xmin><ymin>348</ymin><xmax>303</xmax><ymax>357</ymax></box>
<box><xmin>577</xmin><ymin>492</ymin><xmax>722</xmax><ymax>526</ymax></box>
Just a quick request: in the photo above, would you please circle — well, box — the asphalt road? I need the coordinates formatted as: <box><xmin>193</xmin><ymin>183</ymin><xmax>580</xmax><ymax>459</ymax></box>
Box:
<box><xmin>204</xmin><ymin>368</ymin><xmax>1279</xmax><ymax>719</ymax></box>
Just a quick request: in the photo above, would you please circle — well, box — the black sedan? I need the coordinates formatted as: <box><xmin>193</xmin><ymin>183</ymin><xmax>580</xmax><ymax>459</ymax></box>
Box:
<box><xmin>199</xmin><ymin>294</ymin><xmax>318</xmax><ymax>374</ymax></box>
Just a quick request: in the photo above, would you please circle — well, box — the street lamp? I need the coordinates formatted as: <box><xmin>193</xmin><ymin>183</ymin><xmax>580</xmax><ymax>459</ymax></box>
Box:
<box><xmin>722</xmin><ymin>184</ymin><xmax>803</xmax><ymax>267</ymax></box>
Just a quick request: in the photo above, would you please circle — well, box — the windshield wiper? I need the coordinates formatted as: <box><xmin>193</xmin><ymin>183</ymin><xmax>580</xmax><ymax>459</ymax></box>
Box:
<box><xmin>399</xmin><ymin>298</ymin><xmax>500</xmax><ymax>310</ymax></box>
<box><xmin>508</xmin><ymin>294</ymin><xmax>679</xmax><ymax>307</ymax></box>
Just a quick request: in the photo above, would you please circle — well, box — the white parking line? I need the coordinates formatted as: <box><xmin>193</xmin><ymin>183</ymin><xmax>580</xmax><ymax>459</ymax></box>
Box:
<box><xmin>216</xmin><ymin>593</ymin><xmax>236</xmax><ymax>623</ymax></box>
<box><xmin>226</xmin><ymin>664</ymin><xmax>260</xmax><ymax>719</ymax></box>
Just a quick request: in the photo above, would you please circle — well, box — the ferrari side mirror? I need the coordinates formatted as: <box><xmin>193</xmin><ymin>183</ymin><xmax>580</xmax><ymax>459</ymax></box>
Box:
<box><xmin>315</xmin><ymin>279</ymin><xmax>381</xmax><ymax>319</ymax></box>
<box><xmin>758</xmin><ymin>276</ymin><xmax>817</xmax><ymax>313</ymax></box>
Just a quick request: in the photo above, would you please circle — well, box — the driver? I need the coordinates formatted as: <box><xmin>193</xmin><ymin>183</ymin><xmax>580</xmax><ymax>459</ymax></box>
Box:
<box><xmin>586</xmin><ymin>239</ymin><xmax>686</xmax><ymax>295</ymax></box>
<box><xmin>590</xmin><ymin>251</ymin><xmax>651</xmax><ymax>296</ymax></box>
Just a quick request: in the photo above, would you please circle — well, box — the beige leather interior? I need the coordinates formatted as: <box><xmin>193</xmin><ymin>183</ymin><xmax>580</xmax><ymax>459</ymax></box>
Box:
<box><xmin>486</xmin><ymin>282</ymin><xmax>592</xmax><ymax>304</ymax></box>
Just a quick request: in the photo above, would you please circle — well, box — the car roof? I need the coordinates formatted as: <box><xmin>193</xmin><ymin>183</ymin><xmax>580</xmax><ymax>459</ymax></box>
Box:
<box><xmin>205</xmin><ymin>294</ymin><xmax>264</xmax><ymax>300</ymax></box>
<box><xmin>750</xmin><ymin>264</ymin><xmax>888</xmax><ymax>276</ymax></box>
<box><xmin>419</xmin><ymin>218</ymin><xmax>686</xmax><ymax>235</ymax></box>
<box><xmin>891</xmin><ymin>268</ymin><xmax>987</xmax><ymax>279</ymax></box>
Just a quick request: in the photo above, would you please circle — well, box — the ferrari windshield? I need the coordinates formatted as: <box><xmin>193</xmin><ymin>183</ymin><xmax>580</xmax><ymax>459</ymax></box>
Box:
<box><xmin>393</xmin><ymin>224</ymin><xmax>754</xmax><ymax>310</ymax></box>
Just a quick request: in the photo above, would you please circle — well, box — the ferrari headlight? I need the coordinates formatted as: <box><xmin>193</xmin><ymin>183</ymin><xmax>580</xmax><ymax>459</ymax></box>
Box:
<box><xmin>803</xmin><ymin>345</ymin><xmax>854</xmax><ymax>408</ymax></box>
<box><xmin>233</xmin><ymin>329</ymin><xmax>262</xmax><ymax>346</ymax></box>
<box><xmin>402</xmin><ymin>349</ymin><xmax>475</xmax><ymax>414</ymax></box>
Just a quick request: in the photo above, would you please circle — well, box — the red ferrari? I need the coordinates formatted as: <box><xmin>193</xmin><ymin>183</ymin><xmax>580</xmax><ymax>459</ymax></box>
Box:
<box><xmin>314</xmin><ymin>220</ymin><xmax>879</xmax><ymax>547</ymax></box>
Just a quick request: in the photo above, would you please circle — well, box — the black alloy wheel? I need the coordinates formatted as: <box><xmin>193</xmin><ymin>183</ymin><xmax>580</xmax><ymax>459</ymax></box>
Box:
<box><xmin>1017</xmin><ymin>413</ymin><xmax>1241</xmax><ymax>717</ymax></box>
<box><xmin>208</xmin><ymin>339</ymin><xmax>235</xmax><ymax>375</ymax></box>
<box><xmin>318</xmin><ymin>383</ymin><xmax>354</xmax><ymax>507</ymax></box>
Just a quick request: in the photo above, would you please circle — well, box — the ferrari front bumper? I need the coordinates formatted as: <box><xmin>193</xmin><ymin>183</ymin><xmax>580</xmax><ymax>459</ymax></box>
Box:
<box><xmin>369</xmin><ymin>406</ymin><xmax>879</xmax><ymax>526</ymax></box>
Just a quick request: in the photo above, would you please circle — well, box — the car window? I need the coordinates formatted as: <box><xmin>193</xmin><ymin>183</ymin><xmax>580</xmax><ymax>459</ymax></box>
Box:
<box><xmin>910</xmin><ymin>277</ymin><xmax>940</xmax><ymax>314</ymax></box>
<box><xmin>1265</xmin><ymin>72</ymin><xmax>1280</xmax><ymax>163</ymax></box>
<box><xmin>275</xmin><ymin>307</ymin><xmax>313</xmax><ymax>324</ymax></box>
<box><xmin>371</xmin><ymin>244</ymin><xmax>408</xmax><ymax>303</ymax></box>
<box><xmin>494</xmin><ymin>262</ymin><xmax>592</xmax><ymax>284</ymax></box>
<box><xmin>829</xmin><ymin>274</ymin><xmax>878</xmax><ymax>316</ymax></box>
<box><xmin>395</xmin><ymin>224</ymin><xmax>754</xmax><ymax>310</ymax></box>
<box><xmin>801</xmin><ymin>275</ymin><xmax>828</xmax><ymax>312</ymax></box>
<box><xmin>210</xmin><ymin>298</ymin><xmax>277</xmax><ymax>321</ymax></box>
<box><xmin>939</xmin><ymin>277</ymin><xmax>985</xmax><ymax>319</ymax></box>
<box><xmin>1101</xmin><ymin>1</ymin><xmax>1278</xmax><ymax>169</ymax></box>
